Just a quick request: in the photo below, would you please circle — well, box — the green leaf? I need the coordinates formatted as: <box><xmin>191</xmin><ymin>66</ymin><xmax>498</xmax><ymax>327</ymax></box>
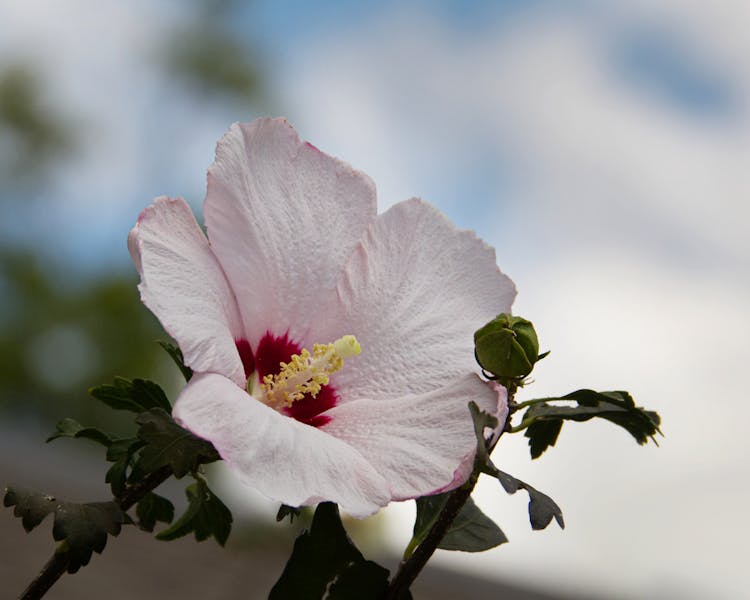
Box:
<box><xmin>269</xmin><ymin>502</ymin><xmax>390</xmax><ymax>600</ymax></box>
<box><xmin>469</xmin><ymin>400</ymin><xmax>499</xmax><ymax>466</ymax></box>
<box><xmin>525</xmin><ymin>419</ymin><xmax>564</xmax><ymax>459</ymax></box>
<box><xmin>133</xmin><ymin>408</ymin><xmax>220</xmax><ymax>478</ymax></box>
<box><xmin>46</xmin><ymin>418</ymin><xmax>113</xmax><ymax>447</ymax></box>
<box><xmin>413</xmin><ymin>493</ymin><xmax>507</xmax><ymax>553</ymax></box>
<box><xmin>158</xmin><ymin>340</ymin><xmax>193</xmax><ymax>382</ymax></box>
<box><xmin>438</xmin><ymin>497</ymin><xmax>507</xmax><ymax>552</ymax></box>
<box><xmin>412</xmin><ymin>493</ymin><xmax>449</xmax><ymax>551</ymax></box>
<box><xmin>105</xmin><ymin>438</ymin><xmax>144</xmax><ymax>496</ymax></box>
<box><xmin>89</xmin><ymin>377</ymin><xmax>171</xmax><ymax>414</ymax></box>
<box><xmin>136</xmin><ymin>492</ymin><xmax>175</xmax><ymax>533</ymax></box>
<box><xmin>522</xmin><ymin>389</ymin><xmax>662</xmax><ymax>459</ymax></box>
<box><xmin>482</xmin><ymin>463</ymin><xmax>564</xmax><ymax>531</ymax></box>
<box><xmin>276</xmin><ymin>504</ymin><xmax>301</xmax><ymax>523</ymax></box>
<box><xmin>3</xmin><ymin>486</ymin><xmax>130</xmax><ymax>573</ymax></box>
<box><xmin>155</xmin><ymin>478</ymin><xmax>232</xmax><ymax>545</ymax></box>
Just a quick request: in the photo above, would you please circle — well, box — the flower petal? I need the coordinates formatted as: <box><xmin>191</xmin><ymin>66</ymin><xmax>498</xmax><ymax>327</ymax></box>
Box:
<box><xmin>315</xmin><ymin>198</ymin><xmax>516</xmax><ymax>402</ymax></box>
<box><xmin>172</xmin><ymin>373</ymin><xmax>391</xmax><ymax>518</ymax></box>
<box><xmin>205</xmin><ymin>118</ymin><xmax>377</xmax><ymax>347</ymax></box>
<box><xmin>320</xmin><ymin>374</ymin><xmax>508</xmax><ymax>500</ymax></box>
<box><xmin>128</xmin><ymin>196</ymin><xmax>245</xmax><ymax>386</ymax></box>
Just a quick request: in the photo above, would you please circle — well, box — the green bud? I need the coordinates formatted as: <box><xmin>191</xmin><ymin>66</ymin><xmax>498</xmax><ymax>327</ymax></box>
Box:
<box><xmin>474</xmin><ymin>314</ymin><xmax>540</xmax><ymax>380</ymax></box>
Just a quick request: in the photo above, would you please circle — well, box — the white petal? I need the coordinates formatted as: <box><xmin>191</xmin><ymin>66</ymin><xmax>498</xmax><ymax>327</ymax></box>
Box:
<box><xmin>315</xmin><ymin>198</ymin><xmax>516</xmax><ymax>401</ymax></box>
<box><xmin>173</xmin><ymin>373</ymin><xmax>391</xmax><ymax>518</ymax></box>
<box><xmin>205</xmin><ymin>118</ymin><xmax>377</xmax><ymax>347</ymax></box>
<box><xmin>321</xmin><ymin>374</ymin><xmax>508</xmax><ymax>500</ymax></box>
<box><xmin>128</xmin><ymin>197</ymin><xmax>245</xmax><ymax>386</ymax></box>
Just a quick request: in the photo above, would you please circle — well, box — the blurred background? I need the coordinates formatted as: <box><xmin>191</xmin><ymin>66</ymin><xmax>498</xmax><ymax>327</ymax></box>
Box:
<box><xmin>1</xmin><ymin>1</ymin><xmax>748</xmax><ymax>598</ymax></box>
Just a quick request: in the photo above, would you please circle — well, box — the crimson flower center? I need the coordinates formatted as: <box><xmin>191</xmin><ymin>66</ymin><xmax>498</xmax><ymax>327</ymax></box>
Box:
<box><xmin>233</xmin><ymin>332</ymin><xmax>360</xmax><ymax>428</ymax></box>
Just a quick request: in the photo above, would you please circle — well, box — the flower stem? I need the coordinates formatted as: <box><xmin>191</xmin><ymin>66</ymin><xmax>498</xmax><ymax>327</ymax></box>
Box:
<box><xmin>18</xmin><ymin>465</ymin><xmax>172</xmax><ymax>600</ymax></box>
<box><xmin>384</xmin><ymin>471</ymin><xmax>480</xmax><ymax>599</ymax></box>
<box><xmin>512</xmin><ymin>396</ymin><xmax>560</xmax><ymax>411</ymax></box>
<box><xmin>384</xmin><ymin>384</ymin><xmax>517</xmax><ymax>599</ymax></box>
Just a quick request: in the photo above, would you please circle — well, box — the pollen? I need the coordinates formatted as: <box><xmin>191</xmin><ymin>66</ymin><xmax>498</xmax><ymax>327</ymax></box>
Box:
<box><xmin>262</xmin><ymin>335</ymin><xmax>361</xmax><ymax>408</ymax></box>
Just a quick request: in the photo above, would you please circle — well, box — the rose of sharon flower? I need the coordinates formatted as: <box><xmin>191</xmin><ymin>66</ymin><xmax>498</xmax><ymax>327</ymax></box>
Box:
<box><xmin>128</xmin><ymin>118</ymin><xmax>516</xmax><ymax>517</ymax></box>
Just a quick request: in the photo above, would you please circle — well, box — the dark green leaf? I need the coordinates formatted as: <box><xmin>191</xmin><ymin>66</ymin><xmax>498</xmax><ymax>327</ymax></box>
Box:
<box><xmin>158</xmin><ymin>340</ymin><xmax>193</xmax><ymax>382</ymax></box>
<box><xmin>482</xmin><ymin>463</ymin><xmax>564</xmax><ymax>531</ymax></box>
<box><xmin>438</xmin><ymin>497</ymin><xmax>507</xmax><ymax>552</ymax></box>
<box><xmin>414</xmin><ymin>491</ymin><xmax>507</xmax><ymax>553</ymax></box>
<box><xmin>411</xmin><ymin>492</ymin><xmax>450</xmax><ymax>553</ymax></box>
<box><xmin>105</xmin><ymin>438</ymin><xmax>143</xmax><ymax>496</ymax></box>
<box><xmin>46</xmin><ymin>418</ymin><xmax>113</xmax><ymax>447</ymax></box>
<box><xmin>136</xmin><ymin>492</ymin><xmax>175</xmax><ymax>533</ymax></box>
<box><xmin>155</xmin><ymin>478</ymin><xmax>232</xmax><ymax>545</ymax></box>
<box><xmin>469</xmin><ymin>401</ymin><xmax>498</xmax><ymax>466</ymax></box>
<box><xmin>105</xmin><ymin>461</ymin><xmax>128</xmax><ymax>497</ymax></box>
<box><xmin>3</xmin><ymin>486</ymin><xmax>130</xmax><ymax>573</ymax></box>
<box><xmin>522</xmin><ymin>390</ymin><xmax>662</xmax><ymax>459</ymax></box>
<box><xmin>525</xmin><ymin>419</ymin><xmax>564</xmax><ymax>459</ymax></box>
<box><xmin>276</xmin><ymin>504</ymin><xmax>301</xmax><ymax>523</ymax></box>
<box><xmin>3</xmin><ymin>486</ymin><xmax>57</xmax><ymax>531</ymax></box>
<box><xmin>134</xmin><ymin>408</ymin><xmax>219</xmax><ymax>478</ymax></box>
<box><xmin>328</xmin><ymin>560</ymin><xmax>395</xmax><ymax>599</ymax></box>
<box><xmin>89</xmin><ymin>377</ymin><xmax>171</xmax><ymax>413</ymax></box>
<box><xmin>270</xmin><ymin>502</ymin><xmax>390</xmax><ymax>600</ymax></box>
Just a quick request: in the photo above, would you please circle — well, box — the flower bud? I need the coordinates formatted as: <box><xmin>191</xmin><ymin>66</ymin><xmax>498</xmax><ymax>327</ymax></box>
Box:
<box><xmin>474</xmin><ymin>314</ymin><xmax>540</xmax><ymax>380</ymax></box>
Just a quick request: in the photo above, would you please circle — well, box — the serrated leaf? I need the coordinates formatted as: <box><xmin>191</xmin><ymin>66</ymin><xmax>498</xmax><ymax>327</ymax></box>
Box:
<box><xmin>133</xmin><ymin>408</ymin><xmax>219</xmax><ymax>478</ymax></box>
<box><xmin>3</xmin><ymin>486</ymin><xmax>130</xmax><ymax>573</ymax></box>
<box><xmin>155</xmin><ymin>478</ymin><xmax>232</xmax><ymax>545</ymax></box>
<box><xmin>3</xmin><ymin>486</ymin><xmax>57</xmax><ymax>531</ymax></box>
<box><xmin>158</xmin><ymin>340</ymin><xmax>193</xmax><ymax>382</ymax></box>
<box><xmin>525</xmin><ymin>419</ymin><xmax>564</xmax><ymax>459</ymax></box>
<box><xmin>105</xmin><ymin>438</ymin><xmax>143</xmax><ymax>496</ymax></box>
<box><xmin>136</xmin><ymin>492</ymin><xmax>175</xmax><ymax>533</ymax></box>
<box><xmin>269</xmin><ymin>502</ymin><xmax>390</xmax><ymax>600</ymax></box>
<box><xmin>276</xmin><ymin>504</ymin><xmax>301</xmax><ymax>523</ymax></box>
<box><xmin>522</xmin><ymin>389</ymin><xmax>662</xmax><ymax>459</ymax></box>
<box><xmin>46</xmin><ymin>418</ymin><xmax>113</xmax><ymax>447</ymax></box>
<box><xmin>89</xmin><ymin>377</ymin><xmax>171</xmax><ymax>414</ymax></box>
<box><xmin>438</xmin><ymin>497</ymin><xmax>507</xmax><ymax>552</ymax></box>
<box><xmin>482</xmin><ymin>463</ymin><xmax>564</xmax><ymax>531</ymax></box>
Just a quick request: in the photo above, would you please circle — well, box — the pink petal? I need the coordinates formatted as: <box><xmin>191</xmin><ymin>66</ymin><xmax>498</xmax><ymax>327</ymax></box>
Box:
<box><xmin>314</xmin><ymin>198</ymin><xmax>516</xmax><ymax>402</ymax></box>
<box><xmin>204</xmin><ymin>118</ymin><xmax>377</xmax><ymax>347</ymax></box>
<box><xmin>320</xmin><ymin>374</ymin><xmax>508</xmax><ymax>500</ymax></box>
<box><xmin>173</xmin><ymin>373</ymin><xmax>391</xmax><ymax>518</ymax></box>
<box><xmin>128</xmin><ymin>196</ymin><xmax>246</xmax><ymax>386</ymax></box>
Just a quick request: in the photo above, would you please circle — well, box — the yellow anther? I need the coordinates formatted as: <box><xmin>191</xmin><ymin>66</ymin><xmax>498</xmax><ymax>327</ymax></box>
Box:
<box><xmin>262</xmin><ymin>335</ymin><xmax>361</xmax><ymax>408</ymax></box>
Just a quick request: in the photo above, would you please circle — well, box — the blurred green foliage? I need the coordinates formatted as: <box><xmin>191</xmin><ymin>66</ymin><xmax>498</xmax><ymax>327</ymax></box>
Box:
<box><xmin>0</xmin><ymin>251</ymin><xmax>167</xmax><ymax>426</ymax></box>
<box><xmin>165</xmin><ymin>24</ymin><xmax>262</xmax><ymax>103</ymax></box>
<box><xmin>0</xmin><ymin>1</ymin><xmax>264</xmax><ymax>426</ymax></box>
<box><xmin>0</xmin><ymin>65</ymin><xmax>75</xmax><ymax>181</ymax></box>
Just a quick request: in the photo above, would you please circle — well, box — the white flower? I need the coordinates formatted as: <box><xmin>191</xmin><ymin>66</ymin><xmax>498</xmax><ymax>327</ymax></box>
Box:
<box><xmin>128</xmin><ymin>118</ymin><xmax>515</xmax><ymax>517</ymax></box>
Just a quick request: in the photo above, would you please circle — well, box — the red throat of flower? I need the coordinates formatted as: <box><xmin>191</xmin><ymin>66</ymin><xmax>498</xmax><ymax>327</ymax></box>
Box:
<box><xmin>235</xmin><ymin>332</ymin><xmax>338</xmax><ymax>427</ymax></box>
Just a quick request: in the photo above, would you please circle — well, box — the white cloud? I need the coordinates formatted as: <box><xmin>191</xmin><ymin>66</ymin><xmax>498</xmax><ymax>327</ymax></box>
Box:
<box><xmin>276</xmin><ymin>3</ymin><xmax>750</xmax><ymax>598</ymax></box>
<box><xmin>0</xmin><ymin>0</ymin><xmax>247</xmax><ymax>263</ymax></box>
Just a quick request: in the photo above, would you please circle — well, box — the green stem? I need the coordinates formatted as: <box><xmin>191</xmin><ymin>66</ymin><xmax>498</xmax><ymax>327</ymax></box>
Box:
<box><xmin>384</xmin><ymin>472</ymin><xmax>480</xmax><ymax>600</ymax></box>
<box><xmin>509</xmin><ymin>418</ymin><xmax>535</xmax><ymax>433</ymax></box>
<box><xmin>401</xmin><ymin>535</ymin><xmax>420</xmax><ymax>561</ymax></box>
<box><xmin>512</xmin><ymin>396</ymin><xmax>565</xmax><ymax>411</ymax></box>
<box><xmin>384</xmin><ymin>384</ymin><xmax>517</xmax><ymax>599</ymax></box>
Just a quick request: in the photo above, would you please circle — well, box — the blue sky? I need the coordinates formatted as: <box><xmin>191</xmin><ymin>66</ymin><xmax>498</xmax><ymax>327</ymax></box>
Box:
<box><xmin>1</xmin><ymin>1</ymin><xmax>749</xmax><ymax>598</ymax></box>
